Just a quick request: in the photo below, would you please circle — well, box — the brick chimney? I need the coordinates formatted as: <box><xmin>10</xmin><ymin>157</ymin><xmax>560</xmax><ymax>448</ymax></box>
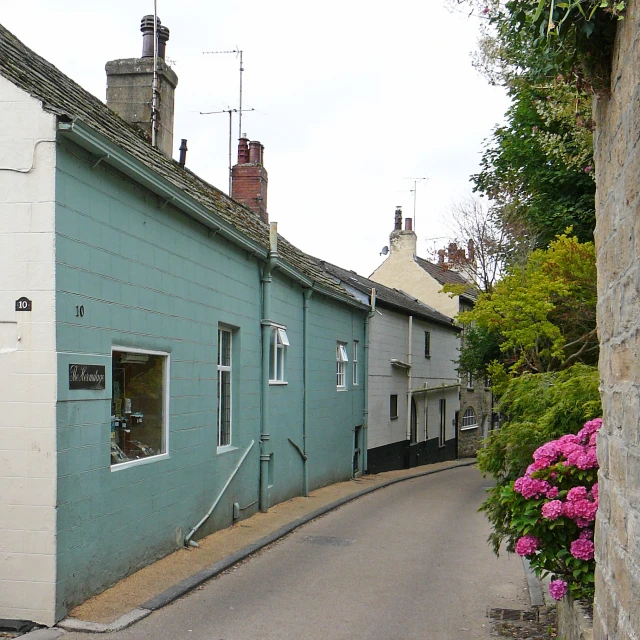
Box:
<box><xmin>105</xmin><ymin>15</ymin><xmax>178</xmax><ymax>158</ymax></box>
<box><xmin>231</xmin><ymin>136</ymin><xmax>268</xmax><ymax>222</ymax></box>
<box><xmin>389</xmin><ymin>207</ymin><xmax>417</xmax><ymax>257</ymax></box>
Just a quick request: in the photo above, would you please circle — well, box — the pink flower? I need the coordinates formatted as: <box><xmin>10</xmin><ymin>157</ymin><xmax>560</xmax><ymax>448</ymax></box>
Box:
<box><xmin>563</xmin><ymin>501</ymin><xmax>576</xmax><ymax>519</ymax></box>
<box><xmin>575</xmin><ymin>448</ymin><xmax>598</xmax><ymax>470</ymax></box>
<box><xmin>591</xmin><ymin>483</ymin><xmax>598</xmax><ymax>500</ymax></box>
<box><xmin>589</xmin><ymin>432</ymin><xmax>597</xmax><ymax>446</ymax></box>
<box><xmin>515</xmin><ymin>535</ymin><xmax>539</xmax><ymax>556</ymax></box>
<box><xmin>571</xmin><ymin>538</ymin><xmax>595</xmax><ymax>560</ymax></box>
<box><xmin>573</xmin><ymin>499</ymin><xmax>598</xmax><ymax>521</ymax></box>
<box><xmin>567</xmin><ymin>486</ymin><xmax>589</xmax><ymax>502</ymax></box>
<box><xmin>579</xmin><ymin>529</ymin><xmax>593</xmax><ymax>540</ymax></box>
<box><xmin>542</xmin><ymin>500</ymin><xmax>563</xmax><ymax>520</ymax></box>
<box><xmin>533</xmin><ymin>442</ymin><xmax>558</xmax><ymax>463</ymax></box>
<box><xmin>513</xmin><ymin>477</ymin><xmax>551</xmax><ymax>499</ymax></box>
<box><xmin>546</xmin><ymin>486</ymin><xmax>559</xmax><ymax>499</ymax></box>
<box><xmin>549</xmin><ymin>579</ymin><xmax>568</xmax><ymax>600</ymax></box>
<box><xmin>584</xmin><ymin>165</ymin><xmax>592</xmax><ymax>174</ymax></box>
<box><xmin>526</xmin><ymin>459</ymin><xmax>551</xmax><ymax>475</ymax></box>
<box><xmin>556</xmin><ymin>438</ymin><xmax>582</xmax><ymax>457</ymax></box>
<box><xmin>566</xmin><ymin>447</ymin><xmax>588</xmax><ymax>467</ymax></box>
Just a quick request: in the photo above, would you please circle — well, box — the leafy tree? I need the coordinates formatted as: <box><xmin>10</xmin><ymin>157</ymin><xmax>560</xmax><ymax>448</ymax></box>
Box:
<box><xmin>472</xmin><ymin>82</ymin><xmax>596</xmax><ymax>248</ymax></box>
<box><xmin>455</xmin><ymin>233</ymin><xmax>598</xmax><ymax>378</ymax></box>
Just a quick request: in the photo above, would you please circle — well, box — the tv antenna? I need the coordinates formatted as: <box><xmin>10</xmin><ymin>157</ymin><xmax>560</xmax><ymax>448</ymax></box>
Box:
<box><xmin>200</xmin><ymin>106</ymin><xmax>255</xmax><ymax>194</ymax></box>
<box><xmin>402</xmin><ymin>177</ymin><xmax>428</xmax><ymax>232</ymax></box>
<box><xmin>203</xmin><ymin>48</ymin><xmax>245</xmax><ymax>140</ymax></box>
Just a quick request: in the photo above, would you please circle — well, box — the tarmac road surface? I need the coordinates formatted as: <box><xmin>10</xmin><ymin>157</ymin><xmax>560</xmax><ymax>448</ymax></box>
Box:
<box><xmin>62</xmin><ymin>465</ymin><xmax>530</xmax><ymax>640</ymax></box>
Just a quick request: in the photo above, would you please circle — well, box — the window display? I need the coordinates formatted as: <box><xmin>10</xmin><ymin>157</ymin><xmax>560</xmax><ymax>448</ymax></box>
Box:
<box><xmin>111</xmin><ymin>348</ymin><xmax>168</xmax><ymax>466</ymax></box>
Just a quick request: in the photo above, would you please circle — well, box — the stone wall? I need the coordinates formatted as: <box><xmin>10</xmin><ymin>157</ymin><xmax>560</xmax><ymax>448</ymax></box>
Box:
<box><xmin>593</xmin><ymin>2</ymin><xmax>640</xmax><ymax>637</ymax></box>
<box><xmin>557</xmin><ymin>595</ymin><xmax>593</xmax><ymax>640</ymax></box>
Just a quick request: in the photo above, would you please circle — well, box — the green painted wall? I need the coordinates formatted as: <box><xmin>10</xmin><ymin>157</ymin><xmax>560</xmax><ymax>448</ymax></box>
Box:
<box><xmin>54</xmin><ymin>139</ymin><xmax>365</xmax><ymax>618</ymax></box>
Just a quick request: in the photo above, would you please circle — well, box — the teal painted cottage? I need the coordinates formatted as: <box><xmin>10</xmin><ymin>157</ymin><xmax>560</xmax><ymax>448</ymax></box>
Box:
<box><xmin>0</xmin><ymin>20</ymin><xmax>367</xmax><ymax>625</ymax></box>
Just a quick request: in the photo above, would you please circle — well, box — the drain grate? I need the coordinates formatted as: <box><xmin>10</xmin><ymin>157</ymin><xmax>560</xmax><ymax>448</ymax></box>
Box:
<box><xmin>489</xmin><ymin>608</ymin><xmax>538</xmax><ymax>622</ymax></box>
<box><xmin>298</xmin><ymin>535</ymin><xmax>356</xmax><ymax>547</ymax></box>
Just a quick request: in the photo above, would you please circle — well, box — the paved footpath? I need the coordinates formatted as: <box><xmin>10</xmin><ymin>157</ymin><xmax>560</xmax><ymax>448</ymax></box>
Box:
<box><xmin>22</xmin><ymin>459</ymin><xmax>541</xmax><ymax>638</ymax></box>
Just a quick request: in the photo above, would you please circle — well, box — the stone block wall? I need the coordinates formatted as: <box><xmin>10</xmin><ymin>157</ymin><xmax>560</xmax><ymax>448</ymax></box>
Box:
<box><xmin>593</xmin><ymin>2</ymin><xmax>640</xmax><ymax>637</ymax></box>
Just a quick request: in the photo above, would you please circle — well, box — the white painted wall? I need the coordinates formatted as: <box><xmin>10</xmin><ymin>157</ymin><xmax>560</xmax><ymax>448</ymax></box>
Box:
<box><xmin>367</xmin><ymin>307</ymin><xmax>459</xmax><ymax>449</ymax></box>
<box><xmin>0</xmin><ymin>75</ymin><xmax>58</xmax><ymax>625</ymax></box>
<box><xmin>370</xmin><ymin>230</ymin><xmax>461</xmax><ymax>318</ymax></box>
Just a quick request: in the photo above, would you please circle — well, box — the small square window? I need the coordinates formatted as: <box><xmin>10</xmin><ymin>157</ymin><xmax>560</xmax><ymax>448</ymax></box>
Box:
<box><xmin>269</xmin><ymin>325</ymin><xmax>289</xmax><ymax>383</ymax></box>
<box><xmin>390</xmin><ymin>394</ymin><xmax>398</xmax><ymax>420</ymax></box>
<box><xmin>337</xmin><ymin>342</ymin><xmax>348</xmax><ymax>388</ymax></box>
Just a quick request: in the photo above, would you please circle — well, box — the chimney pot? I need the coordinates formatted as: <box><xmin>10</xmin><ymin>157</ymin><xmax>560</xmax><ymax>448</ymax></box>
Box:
<box><xmin>179</xmin><ymin>138</ymin><xmax>188</xmax><ymax>167</ymax></box>
<box><xmin>248</xmin><ymin>141</ymin><xmax>262</xmax><ymax>164</ymax></box>
<box><xmin>394</xmin><ymin>207</ymin><xmax>402</xmax><ymax>231</ymax></box>
<box><xmin>237</xmin><ymin>137</ymin><xmax>250</xmax><ymax>164</ymax></box>
<box><xmin>404</xmin><ymin>218</ymin><xmax>413</xmax><ymax>231</ymax></box>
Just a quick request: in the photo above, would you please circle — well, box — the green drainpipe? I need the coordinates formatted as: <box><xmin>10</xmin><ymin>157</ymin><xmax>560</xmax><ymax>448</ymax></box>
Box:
<box><xmin>302</xmin><ymin>287</ymin><xmax>314</xmax><ymax>496</ymax></box>
<box><xmin>260</xmin><ymin>223</ymin><xmax>279</xmax><ymax>512</ymax></box>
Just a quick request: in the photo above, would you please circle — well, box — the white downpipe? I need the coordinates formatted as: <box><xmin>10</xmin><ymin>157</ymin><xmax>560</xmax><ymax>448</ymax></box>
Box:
<box><xmin>406</xmin><ymin>315</ymin><xmax>413</xmax><ymax>441</ymax></box>
<box><xmin>184</xmin><ymin>439</ymin><xmax>255</xmax><ymax>547</ymax></box>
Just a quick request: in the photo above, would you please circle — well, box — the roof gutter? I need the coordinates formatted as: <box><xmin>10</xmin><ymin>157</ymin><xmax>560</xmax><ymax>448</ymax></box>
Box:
<box><xmin>57</xmin><ymin>119</ymin><xmax>369</xmax><ymax>313</ymax></box>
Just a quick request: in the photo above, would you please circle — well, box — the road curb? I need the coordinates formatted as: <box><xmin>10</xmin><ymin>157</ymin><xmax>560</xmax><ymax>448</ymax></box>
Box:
<box><xmin>521</xmin><ymin>557</ymin><xmax>545</xmax><ymax>608</ymax></box>
<box><xmin>58</xmin><ymin>460</ymin><xmax>477</xmax><ymax>633</ymax></box>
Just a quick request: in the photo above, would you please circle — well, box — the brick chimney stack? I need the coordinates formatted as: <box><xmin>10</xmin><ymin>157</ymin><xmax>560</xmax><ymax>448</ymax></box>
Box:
<box><xmin>389</xmin><ymin>207</ymin><xmax>417</xmax><ymax>257</ymax></box>
<box><xmin>105</xmin><ymin>15</ymin><xmax>178</xmax><ymax>158</ymax></box>
<box><xmin>231</xmin><ymin>136</ymin><xmax>268</xmax><ymax>222</ymax></box>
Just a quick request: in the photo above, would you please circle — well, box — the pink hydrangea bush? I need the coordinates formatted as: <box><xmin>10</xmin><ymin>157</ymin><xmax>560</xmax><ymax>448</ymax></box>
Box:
<box><xmin>509</xmin><ymin>418</ymin><xmax>601</xmax><ymax>601</ymax></box>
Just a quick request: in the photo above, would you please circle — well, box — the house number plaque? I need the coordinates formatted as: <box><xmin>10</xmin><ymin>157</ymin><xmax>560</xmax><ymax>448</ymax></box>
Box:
<box><xmin>69</xmin><ymin>364</ymin><xmax>106</xmax><ymax>390</ymax></box>
<box><xmin>15</xmin><ymin>297</ymin><xmax>32</xmax><ymax>311</ymax></box>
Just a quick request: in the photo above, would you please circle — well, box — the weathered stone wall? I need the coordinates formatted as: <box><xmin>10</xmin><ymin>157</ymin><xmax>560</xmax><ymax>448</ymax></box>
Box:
<box><xmin>557</xmin><ymin>595</ymin><xmax>594</xmax><ymax>640</ymax></box>
<box><xmin>593</xmin><ymin>3</ymin><xmax>640</xmax><ymax>637</ymax></box>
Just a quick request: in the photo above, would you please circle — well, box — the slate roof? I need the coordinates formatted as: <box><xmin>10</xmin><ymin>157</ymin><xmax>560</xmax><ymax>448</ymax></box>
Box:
<box><xmin>414</xmin><ymin>256</ymin><xmax>478</xmax><ymax>302</ymax></box>
<box><xmin>0</xmin><ymin>23</ymin><xmax>348</xmax><ymax>298</ymax></box>
<box><xmin>314</xmin><ymin>259</ymin><xmax>459</xmax><ymax>331</ymax></box>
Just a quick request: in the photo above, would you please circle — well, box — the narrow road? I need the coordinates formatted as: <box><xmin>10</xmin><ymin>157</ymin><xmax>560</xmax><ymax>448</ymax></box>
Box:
<box><xmin>64</xmin><ymin>466</ymin><xmax>529</xmax><ymax>640</ymax></box>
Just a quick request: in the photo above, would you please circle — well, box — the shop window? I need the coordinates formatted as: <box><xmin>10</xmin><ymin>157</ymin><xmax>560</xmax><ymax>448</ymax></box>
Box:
<box><xmin>111</xmin><ymin>348</ymin><xmax>169</xmax><ymax>467</ymax></box>
<box><xmin>218</xmin><ymin>328</ymin><xmax>232</xmax><ymax>448</ymax></box>
<box><xmin>336</xmin><ymin>342</ymin><xmax>348</xmax><ymax>389</ymax></box>
<box><xmin>269</xmin><ymin>325</ymin><xmax>289</xmax><ymax>383</ymax></box>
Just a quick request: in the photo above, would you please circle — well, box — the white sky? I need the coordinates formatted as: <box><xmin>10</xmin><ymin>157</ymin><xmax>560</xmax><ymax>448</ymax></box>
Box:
<box><xmin>1</xmin><ymin>0</ymin><xmax>509</xmax><ymax>276</ymax></box>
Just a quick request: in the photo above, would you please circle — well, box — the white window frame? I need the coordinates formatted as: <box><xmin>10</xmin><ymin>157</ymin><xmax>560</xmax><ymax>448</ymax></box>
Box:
<box><xmin>352</xmin><ymin>340</ymin><xmax>359</xmax><ymax>386</ymax></box>
<box><xmin>217</xmin><ymin>328</ymin><xmax>233</xmax><ymax>451</ymax></box>
<box><xmin>461</xmin><ymin>406</ymin><xmax>478</xmax><ymax>430</ymax></box>
<box><xmin>336</xmin><ymin>342</ymin><xmax>349</xmax><ymax>389</ymax></box>
<box><xmin>269</xmin><ymin>325</ymin><xmax>290</xmax><ymax>384</ymax></box>
<box><xmin>110</xmin><ymin>346</ymin><xmax>170</xmax><ymax>471</ymax></box>
<box><xmin>466</xmin><ymin>371</ymin><xmax>474</xmax><ymax>390</ymax></box>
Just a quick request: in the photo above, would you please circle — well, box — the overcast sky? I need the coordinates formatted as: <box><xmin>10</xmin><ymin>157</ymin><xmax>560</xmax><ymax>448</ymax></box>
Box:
<box><xmin>1</xmin><ymin>1</ymin><xmax>509</xmax><ymax>276</ymax></box>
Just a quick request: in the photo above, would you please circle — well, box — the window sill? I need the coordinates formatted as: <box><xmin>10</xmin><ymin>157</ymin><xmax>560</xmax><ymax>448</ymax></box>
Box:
<box><xmin>217</xmin><ymin>445</ymin><xmax>239</xmax><ymax>455</ymax></box>
<box><xmin>269</xmin><ymin>380</ymin><xmax>288</xmax><ymax>386</ymax></box>
<box><xmin>111</xmin><ymin>452</ymin><xmax>169</xmax><ymax>471</ymax></box>
<box><xmin>390</xmin><ymin>416</ymin><xmax>399</xmax><ymax>421</ymax></box>
<box><xmin>337</xmin><ymin>387</ymin><xmax>348</xmax><ymax>392</ymax></box>
<box><xmin>460</xmin><ymin>425</ymin><xmax>480</xmax><ymax>431</ymax></box>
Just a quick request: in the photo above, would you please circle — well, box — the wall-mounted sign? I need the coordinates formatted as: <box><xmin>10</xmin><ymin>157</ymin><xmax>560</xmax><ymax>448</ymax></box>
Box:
<box><xmin>69</xmin><ymin>364</ymin><xmax>106</xmax><ymax>390</ymax></box>
<box><xmin>15</xmin><ymin>297</ymin><xmax>32</xmax><ymax>311</ymax></box>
